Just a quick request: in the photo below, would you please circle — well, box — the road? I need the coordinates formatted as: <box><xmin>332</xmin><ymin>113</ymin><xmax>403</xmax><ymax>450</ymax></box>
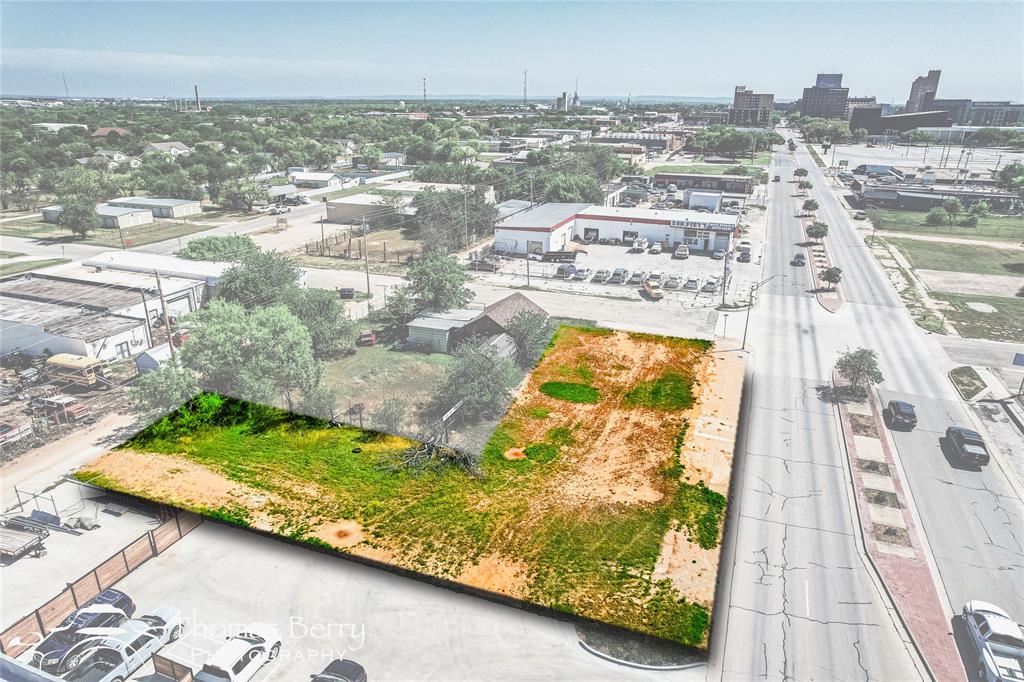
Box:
<box><xmin>711</xmin><ymin>137</ymin><xmax>1024</xmax><ymax>680</ymax></box>
<box><xmin>711</xmin><ymin>148</ymin><xmax>924</xmax><ymax>681</ymax></box>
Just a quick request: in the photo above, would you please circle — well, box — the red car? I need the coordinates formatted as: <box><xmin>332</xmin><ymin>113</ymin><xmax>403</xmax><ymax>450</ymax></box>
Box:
<box><xmin>357</xmin><ymin>331</ymin><xmax>376</xmax><ymax>346</ymax></box>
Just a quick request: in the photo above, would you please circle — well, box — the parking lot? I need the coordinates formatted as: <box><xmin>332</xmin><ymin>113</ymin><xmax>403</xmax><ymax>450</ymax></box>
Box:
<box><xmin>477</xmin><ymin>201</ymin><xmax>769</xmax><ymax>307</ymax></box>
<box><xmin>6</xmin><ymin>488</ymin><xmax>705</xmax><ymax>681</ymax></box>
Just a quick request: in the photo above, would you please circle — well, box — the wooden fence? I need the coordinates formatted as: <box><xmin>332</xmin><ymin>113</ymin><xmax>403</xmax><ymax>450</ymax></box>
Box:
<box><xmin>0</xmin><ymin>511</ymin><xmax>202</xmax><ymax>658</ymax></box>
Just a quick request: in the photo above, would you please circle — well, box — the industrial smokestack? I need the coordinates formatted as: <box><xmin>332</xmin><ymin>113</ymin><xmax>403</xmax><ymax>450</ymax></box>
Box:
<box><xmin>194</xmin><ymin>84</ymin><xmax>201</xmax><ymax>112</ymax></box>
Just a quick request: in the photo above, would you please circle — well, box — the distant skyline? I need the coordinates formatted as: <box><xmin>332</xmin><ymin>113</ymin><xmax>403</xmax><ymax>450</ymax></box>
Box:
<box><xmin>2</xmin><ymin>1</ymin><xmax>1022</xmax><ymax>103</ymax></box>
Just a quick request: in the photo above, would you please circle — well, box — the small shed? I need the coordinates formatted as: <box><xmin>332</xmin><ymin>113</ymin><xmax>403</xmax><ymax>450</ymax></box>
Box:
<box><xmin>136</xmin><ymin>343</ymin><xmax>173</xmax><ymax>374</ymax></box>
<box><xmin>406</xmin><ymin>309</ymin><xmax>480</xmax><ymax>353</ymax></box>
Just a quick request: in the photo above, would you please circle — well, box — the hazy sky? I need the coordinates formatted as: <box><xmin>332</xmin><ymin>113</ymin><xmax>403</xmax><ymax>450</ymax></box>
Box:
<box><xmin>2</xmin><ymin>1</ymin><xmax>1022</xmax><ymax>101</ymax></box>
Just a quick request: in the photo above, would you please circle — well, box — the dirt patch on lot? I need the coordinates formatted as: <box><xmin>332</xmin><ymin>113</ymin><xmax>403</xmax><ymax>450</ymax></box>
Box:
<box><xmin>850</xmin><ymin>413</ymin><xmax>879</xmax><ymax>438</ymax></box>
<box><xmin>458</xmin><ymin>554</ymin><xmax>530</xmax><ymax>599</ymax></box>
<box><xmin>917</xmin><ymin>269</ymin><xmax>1024</xmax><ymax>298</ymax></box>
<box><xmin>652</xmin><ymin>529</ymin><xmax>717</xmax><ymax>607</ymax></box>
<box><xmin>312</xmin><ymin>520</ymin><xmax>365</xmax><ymax>549</ymax></box>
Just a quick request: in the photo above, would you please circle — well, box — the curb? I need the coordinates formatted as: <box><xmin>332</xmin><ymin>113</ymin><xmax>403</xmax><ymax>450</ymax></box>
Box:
<box><xmin>577</xmin><ymin>640</ymin><xmax>705</xmax><ymax>672</ymax></box>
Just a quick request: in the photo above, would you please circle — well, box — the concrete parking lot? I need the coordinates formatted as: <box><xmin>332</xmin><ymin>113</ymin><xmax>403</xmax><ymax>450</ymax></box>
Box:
<box><xmin>1</xmin><ymin>481</ymin><xmax>159</xmax><ymax>627</ymax></box>
<box><xmin>15</xmin><ymin>519</ymin><xmax>705</xmax><ymax>681</ymax></box>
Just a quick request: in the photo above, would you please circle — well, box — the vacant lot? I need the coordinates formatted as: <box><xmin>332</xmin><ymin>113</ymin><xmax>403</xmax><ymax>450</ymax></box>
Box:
<box><xmin>0</xmin><ymin>218</ymin><xmax>218</xmax><ymax>248</ymax></box>
<box><xmin>869</xmin><ymin>209</ymin><xmax>1024</xmax><ymax>242</ymax></box>
<box><xmin>0</xmin><ymin>258</ymin><xmax>70</xmax><ymax>276</ymax></box>
<box><xmin>887</xmin><ymin>238</ymin><xmax>1024</xmax><ymax>278</ymax></box>
<box><xmin>931</xmin><ymin>292</ymin><xmax>1024</xmax><ymax>343</ymax></box>
<box><xmin>80</xmin><ymin>327</ymin><xmax>743</xmax><ymax>649</ymax></box>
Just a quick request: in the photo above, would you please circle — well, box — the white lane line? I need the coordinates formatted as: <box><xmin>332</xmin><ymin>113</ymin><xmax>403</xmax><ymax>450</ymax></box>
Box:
<box><xmin>805</xmin><ymin>579</ymin><xmax>810</xmax><ymax>619</ymax></box>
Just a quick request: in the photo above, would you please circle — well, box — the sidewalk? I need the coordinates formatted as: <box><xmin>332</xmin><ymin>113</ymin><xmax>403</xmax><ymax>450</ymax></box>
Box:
<box><xmin>833</xmin><ymin>372</ymin><xmax>966</xmax><ymax>682</ymax></box>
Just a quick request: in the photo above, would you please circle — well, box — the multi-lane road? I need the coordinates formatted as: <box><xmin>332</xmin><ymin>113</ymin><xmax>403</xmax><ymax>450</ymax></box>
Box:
<box><xmin>710</xmin><ymin>137</ymin><xmax>1024</xmax><ymax>680</ymax></box>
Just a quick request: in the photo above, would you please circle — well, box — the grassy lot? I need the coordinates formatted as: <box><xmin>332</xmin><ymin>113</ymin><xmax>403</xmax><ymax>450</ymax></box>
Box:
<box><xmin>323</xmin><ymin>343</ymin><xmax>454</xmax><ymax>419</ymax></box>
<box><xmin>0</xmin><ymin>251</ymin><xmax>25</xmax><ymax>259</ymax></box>
<box><xmin>312</xmin><ymin>185</ymin><xmax>376</xmax><ymax>202</ymax></box>
<box><xmin>886</xmin><ymin>237</ymin><xmax>1024</xmax><ymax>277</ymax></box>
<box><xmin>0</xmin><ymin>258</ymin><xmax>70</xmax><ymax>276</ymax></box>
<box><xmin>81</xmin><ymin>327</ymin><xmax>728</xmax><ymax>648</ymax></box>
<box><xmin>931</xmin><ymin>292</ymin><xmax>1024</xmax><ymax>343</ymax></box>
<box><xmin>648</xmin><ymin>164</ymin><xmax>741</xmax><ymax>176</ymax></box>
<box><xmin>0</xmin><ymin>218</ymin><xmax>220</xmax><ymax>249</ymax></box>
<box><xmin>868</xmin><ymin>209</ymin><xmax>1024</xmax><ymax>242</ymax></box>
<box><xmin>949</xmin><ymin>366</ymin><xmax>987</xmax><ymax>400</ymax></box>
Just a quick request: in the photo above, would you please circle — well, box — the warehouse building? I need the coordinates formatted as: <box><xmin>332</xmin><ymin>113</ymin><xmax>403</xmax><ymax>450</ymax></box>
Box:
<box><xmin>325</xmin><ymin>193</ymin><xmax>416</xmax><ymax>224</ymax></box>
<box><xmin>40</xmin><ymin>203</ymin><xmax>155</xmax><ymax>229</ymax></box>
<box><xmin>107</xmin><ymin>197</ymin><xmax>203</xmax><ymax>219</ymax></box>
<box><xmin>651</xmin><ymin>172</ymin><xmax>753</xmax><ymax>196</ymax></box>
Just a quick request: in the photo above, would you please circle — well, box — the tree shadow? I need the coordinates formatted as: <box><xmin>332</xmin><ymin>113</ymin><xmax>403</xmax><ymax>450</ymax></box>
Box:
<box><xmin>815</xmin><ymin>384</ymin><xmax>864</xmax><ymax>405</ymax></box>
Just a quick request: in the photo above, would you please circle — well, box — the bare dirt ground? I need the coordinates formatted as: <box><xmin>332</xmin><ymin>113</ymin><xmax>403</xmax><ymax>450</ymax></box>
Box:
<box><xmin>917</xmin><ymin>269</ymin><xmax>1024</xmax><ymax>298</ymax></box>
<box><xmin>458</xmin><ymin>555</ymin><xmax>530</xmax><ymax>598</ymax></box>
<box><xmin>652</xmin><ymin>529</ymin><xmax>719</xmax><ymax>604</ymax></box>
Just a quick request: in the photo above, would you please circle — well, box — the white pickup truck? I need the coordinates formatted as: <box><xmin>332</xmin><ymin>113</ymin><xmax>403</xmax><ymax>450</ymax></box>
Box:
<box><xmin>963</xmin><ymin>601</ymin><xmax>1024</xmax><ymax>682</ymax></box>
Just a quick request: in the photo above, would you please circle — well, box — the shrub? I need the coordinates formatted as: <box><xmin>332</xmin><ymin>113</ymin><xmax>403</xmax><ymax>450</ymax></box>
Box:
<box><xmin>539</xmin><ymin>381</ymin><xmax>601</xmax><ymax>403</ymax></box>
<box><xmin>926</xmin><ymin>207</ymin><xmax>949</xmax><ymax>225</ymax></box>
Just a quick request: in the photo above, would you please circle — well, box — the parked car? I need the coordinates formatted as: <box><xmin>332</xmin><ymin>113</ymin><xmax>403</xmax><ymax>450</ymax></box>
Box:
<box><xmin>701</xmin><ymin>277</ymin><xmax>720</xmax><ymax>293</ymax></box>
<box><xmin>711</xmin><ymin>249</ymin><xmax>727</xmax><ymax>260</ymax></box>
<box><xmin>683</xmin><ymin>277</ymin><xmax>700</xmax><ymax>291</ymax></box>
<box><xmin>854</xmin><ymin>210</ymin><xmax>867</xmax><ymax>220</ymax></box>
<box><xmin>555</xmin><ymin>263</ymin><xmax>577</xmax><ymax>279</ymax></box>
<box><xmin>737</xmin><ymin>251</ymin><xmax>751</xmax><ymax>263</ymax></box>
<box><xmin>592</xmin><ymin>268</ymin><xmax>611</xmax><ymax>283</ymax></box>
<box><xmin>62</xmin><ymin>608</ymin><xmax>184</xmax><ymax>682</ymax></box>
<box><xmin>944</xmin><ymin>426</ymin><xmax>990</xmax><ymax>466</ymax></box>
<box><xmin>632</xmin><ymin>238</ymin><xmax>649</xmax><ymax>252</ymax></box>
<box><xmin>791</xmin><ymin>253</ymin><xmax>806</xmax><ymax>266</ymax></box>
<box><xmin>627</xmin><ymin>271</ymin><xmax>646</xmax><ymax>285</ymax></box>
<box><xmin>648</xmin><ymin>242</ymin><xmax>663</xmax><ymax>255</ymax></box>
<box><xmin>737</xmin><ymin>240</ymin><xmax>752</xmax><ymax>253</ymax></box>
<box><xmin>269</xmin><ymin>205</ymin><xmax>290</xmax><ymax>215</ymax></box>
<box><xmin>664</xmin><ymin>275</ymin><xmax>682</xmax><ymax>289</ymax></box>
<box><xmin>884</xmin><ymin>400</ymin><xmax>917</xmax><ymax>430</ymax></box>
<box><xmin>193</xmin><ymin>624</ymin><xmax>281</xmax><ymax>682</ymax></box>
<box><xmin>356</xmin><ymin>331</ymin><xmax>376</xmax><ymax>347</ymax></box>
<box><xmin>642</xmin><ymin>280</ymin><xmax>664</xmax><ymax>301</ymax></box>
<box><xmin>672</xmin><ymin>245</ymin><xmax>689</xmax><ymax>260</ymax></box>
<box><xmin>608</xmin><ymin>268</ymin><xmax>629</xmax><ymax>284</ymax></box>
<box><xmin>646</xmin><ymin>271</ymin><xmax>663</xmax><ymax>285</ymax></box>
<box><xmin>312</xmin><ymin>659</ymin><xmax>368</xmax><ymax>682</ymax></box>
<box><xmin>961</xmin><ymin>601</ymin><xmax>1024</xmax><ymax>682</ymax></box>
<box><xmin>570</xmin><ymin>268</ymin><xmax>592</xmax><ymax>281</ymax></box>
<box><xmin>32</xmin><ymin>590</ymin><xmax>136</xmax><ymax>674</ymax></box>
<box><xmin>773</xmin><ymin>175</ymin><xmax>781</xmax><ymax>182</ymax></box>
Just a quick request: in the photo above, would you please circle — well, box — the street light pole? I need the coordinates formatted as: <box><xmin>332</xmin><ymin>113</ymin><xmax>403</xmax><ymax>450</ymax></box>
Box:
<box><xmin>742</xmin><ymin>274</ymin><xmax>783</xmax><ymax>350</ymax></box>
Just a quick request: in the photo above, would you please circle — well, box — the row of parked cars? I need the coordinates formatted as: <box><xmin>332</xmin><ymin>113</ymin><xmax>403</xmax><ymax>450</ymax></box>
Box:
<box><xmin>27</xmin><ymin>588</ymin><xmax>367</xmax><ymax>682</ymax></box>
<box><xmin>552</xmin><ymin>264</ymin><xmax>722</xmax><ymax>293</ymax></box>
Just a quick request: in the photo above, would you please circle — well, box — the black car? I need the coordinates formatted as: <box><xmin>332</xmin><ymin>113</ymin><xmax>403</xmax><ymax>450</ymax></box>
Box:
<box><xmin>944</xmin><ymin>426</ymin><xmax>990</xmax><ymax>466</ymax></box>
<box><xmin>737</xmin><ymin>251</ymin><xmax>752</xmax><ymax>263</ymax></box>
<box><xmin>312</xmin><ymin>659</ymin><xmax>367</xmax><ymax>682</ymax></box>
<box><xmin>884</xmin><ymin>400</ymin><xmax>917</xmax><ymax>430</ymax></box>
<box><xmin>791</xmin><ymin>253</ymin><xmax>806</xmax><ymax>266</ymax></box>
<box><xmin>31</xmin><ymin>589</ymin><xmax>136</xmax><ymax>673</ymax></box>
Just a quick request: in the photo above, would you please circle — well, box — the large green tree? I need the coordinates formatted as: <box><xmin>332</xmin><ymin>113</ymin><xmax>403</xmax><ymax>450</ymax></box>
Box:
<box><xmin>430</xmin><ymin>337</ymin><xmax>520</xmax><ymax>423</ymax></box>
<box><xmin>285</xmin><ymin>287</ymin><xmax>358</xmax><ymax>359</ymax></box>
<box><xmin>218</xmin><ymin>250</ymin><xmax>302</xmax><ymax>308</ymax></box>
<box><xmin>406</xmin><ymin>250</ymin><xmax>474</xmax><ymax>310</ymax></box>
<box><xmin>58</xmin><ymin>197</ymin><xmax>102</xmax><ymax>237</ymax></box>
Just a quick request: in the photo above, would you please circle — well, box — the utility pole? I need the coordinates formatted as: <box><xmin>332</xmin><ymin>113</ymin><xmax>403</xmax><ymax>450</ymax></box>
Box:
<box><xmin>721</xmin><ymin>251</ymin><xmax>729</xmax><ymax>306</ymax></box>
<box><xmin>523</xmin><ymin>70</ymin><xmax>527</xmax><ymax>105</ymax></box>
<box><xmin>529</xmin><ymin>172</ymin><xmax>535</xmax><ymax>207</ymax></box>
<box><xmin>153</xmin><ymin>270</ymin><xmax>176</xmax><ymax>361</ymax></box>
<box><xmin>362</xmin><ymin>234</ymin><xmax>372</xmax><ymax>310</ymax></box>
<box><xmin>463</xmin><ymin>192</ymin><xmax>470</xmax><ymax>249</ymax></box>
<box><xmin>422</xmin><ymin>78</ymin><xmax>427</xmax><ymax>107</ymax></box>
<box><xmin>525</xmin><ymin>252</ymin><xmax>531</xmax><ymax>287</ymax></box>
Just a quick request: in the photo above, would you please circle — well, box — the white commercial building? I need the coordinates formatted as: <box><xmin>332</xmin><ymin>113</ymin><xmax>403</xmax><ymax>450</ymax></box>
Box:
<box><xmin>493</xmin><ymin>203</ymin><xmax>738</xmax><ymax>255</ymax></box>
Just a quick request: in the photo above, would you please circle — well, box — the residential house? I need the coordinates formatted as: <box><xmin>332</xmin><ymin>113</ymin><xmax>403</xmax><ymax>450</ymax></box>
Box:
<box><xmin>91</xmin><ymin>127</ymin><xmax>130</xmax><ymax>139</ymax></box>
<box><xmin>379</xmin><ymin>151</ymin><xmax>407</xmax><ymax>168</ymax></box>
<box><xmin>144</xmin><ymin>141</ymin><xmax>192</xmax><ymax>157</ymax></box>
<box><xmin>289</xmin><ymin>171</ymin><xmax>345</xmax><ymax>188</ymax></box>
<box><xmin>406</xmin><ymin>292</ymin><xmax>547</xmax><ymax>354</ymax></box>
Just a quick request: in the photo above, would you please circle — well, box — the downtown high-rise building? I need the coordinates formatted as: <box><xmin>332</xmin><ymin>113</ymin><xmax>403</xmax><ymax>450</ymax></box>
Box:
<box><xmin>800</xmin><ymin>73</ymin><xmax>849</xmax><ymax>119</ymax></box>
<box><xmin>728</xmin><ymin>86</ymin><xmax>775</xmax><ymax>126</ymax></box>
<box><xmin>905</xmin><ymin>69</ymin><xmax>941</xmax><ymax>113</ymax></box>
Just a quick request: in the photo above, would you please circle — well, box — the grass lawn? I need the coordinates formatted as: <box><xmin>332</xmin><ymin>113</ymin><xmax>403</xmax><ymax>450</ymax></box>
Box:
<box><xmin>0</xmin><ymin>251</ymin><xmax>25</xmax><ymax>259</ymax></box>
<box><xmin>931</xmin><ymin>292</ymin><xmax>1024</xmax><ymax>343</ymax></box>
<box><xmin>0</xmin><ymin>258</ymin><xmax>70</xmax><ymax>276</ymax></box>
<box><xmin>323</xmin><ymin>343</ymin><xmax>454</xmax><ymax>420</ymax></box>
<box><xmin>868</xmin><ymin>209</ymin><xmax>1024</xmax><ymax>242</ymax></box>
<box><xmin>80</xmin><ymin>327</ymin><xmax>737</xmax><ymax>649</ymax></box>
<box><xmin>314</xmin><ymin>185</ymin><xmax>377</xmax><ymax>202</ymax></box>
<box><xmin>0</xmin><ymin>219</ymin><xmax>220</xmax><ymax>249</ymax></box>
<box><xmin>886</xmin><ymin>238</ymin><xmax>1024</xmax><ymax>277</ymax></box>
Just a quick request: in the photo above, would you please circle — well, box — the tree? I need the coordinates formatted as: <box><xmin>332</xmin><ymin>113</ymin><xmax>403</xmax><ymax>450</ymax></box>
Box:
<box><xmin>793</xmin><ymin>168</ymin><xmax>809</xmax><ymax>178</ymax></box>
<box><xmin>218</xmin><ymin>250</ymin><xmax>301</xmax><ymax>308</ymax></box>
<box><xmin>370</xmin><ymin>398</ymin><xmax>408</xmax><ymax>435</ymax></box>
<box><xmin>942</xmin><ymin>197</ymin><xmax>964</xmax><ymax>223</ymax></box>
<box><xmin>430</xmin><ymin>337</ymin><xmax>520</xmax><ymax>423</ymax></box>
<box><xmin>997</xmin><ymin>162</ymin><xmax>1024</xmax><ymax>190</ymax></box>
<box><xmin>177</xmin><ymin>235</ymin><xmax>260</xmax><ymax>262</ymax></box>
<box><xmin>179</xmin><ymin>300</ymin><xmax>320</xmax><ymax>406</ymax></box>
<box><xmin>222</xmin><ymin>177</ymin><xmax>268</xmax><ymax>211</ymax></box>
<box><xmin>355</xmin><ymin>144</ymin><xmax>382</xmax><ymax>170</ymax></box>
<box><xmin>802</xmin><ymin>199</ymin><xmax>819</xmax><ymax>214</ymax></box>
<box><xmin>926</xmin><ymin>207</ymin><xmax>949</xmax><ymax>225</ymax></box>
<box><xmin>406</xmin><ymin>250</ymin><xmax>474</xmax><ymax>310</ymax></box>
<box><xmin>297</xmin><ymin>382</ymin><xmax>340</xmax><ymax>420</ymax></box>
<box><xmin>806</xmin><ymin>222</ymin><xmax>829</xmax><ymax>241</ymax></box>
<box><xmin>504</xmin><ymin>310</ymin><xmax>553</xmax><ymax>368</ymax></box>
<box><xmin>798</xmin><ymin>180</ymin><xmax>813</xmax><ymax>190</ymax></box>
<box><xmin>968</xmin><ymin>201</ymin><xmax>990</xmax><ymax>217</ymax></box>
<box><xmin>371</xmin><ymin>285</ymin><xmax>420</xmax><ymax>335</ymax></box>
<box><xmin>850</xmin><ymin>128</ymin><xmax>869</xmax><ymax>143</ymax></box>
<box><xmin>836</xmin><ymin>347</ymin><xmax>884</xmax><ymax>397</ymax></box>
<box><xmin>285</xmin><ymin>287</ymin><xmax>358</xmax><ymax>359</ymax></box>
<box><xmin>130</xmin><ymin>363</ymin><xmax>199</xmax><ymax>420</ymax></box>
<box><xmin>787</xmin><ymin>140</ymin><xmax>797</xmax><ymax>152</ymax></box>
<box><xmin>58</xmin><ymin>197</ymin><xmax>101</xmax><ymax>237</ymax></box>
<box><xmin>821</xmin><ymin>266</ymin><xmax>843</xmax><ymax>291</ymax></box>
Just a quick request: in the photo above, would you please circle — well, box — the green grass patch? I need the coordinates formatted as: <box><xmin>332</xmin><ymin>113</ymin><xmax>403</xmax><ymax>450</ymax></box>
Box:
<box><xmin>0</xmin><ymin>258</ymin><xmax>70</xmax><ymax>276</ymax></box>
<box><xmin>524</xmin><ymin>442</ymin><xmax>560</xmax><ymax>463</ymax></box>
<box><xmin>0</xmin><ymin>251</ymin><xmax>24</xmax><ymax>259</ymax></box>
<box><xmin>930</xmin><ymin>292</ymin><xmax>1024</xmax><ymax>343</ymax></box>
<box><xmin>807</xmin><ymin>146</ymin><xmax>825</xmax><ymax>167</ymax></box>
<box><xmin>949</xmin><ymin>366</ymin><xmax>987</xmax><ymax>400</ymax></box>
<box><xmin>868</xmin><ymin>209</ymin><xmax>1024</xmax><ymax>243</ymax></box>
<box><xmin>528</xmin><ymin>406</ymin><xmax>550</xmax><ymax>419</ymax></box>
<box><xmin>674</xmin><ymin>481</ymin><xmax>727</xmax><ymax>549</ymax></box>
<box><xmin>545</xmin><ymin>426</ymin><xmax>575</xmax><ymax>447</ymax></box>
<box><xmin>887</xmin><ymin>238</ymin><xmax>1024</xmax><ymax>277</ymax></box>
<box><xmin>539</xmin><ymin>381</ymin><xmax>601</xmax><ymax>404</ymax></box>
<box><xmin>625</xmin><ymin>372</ymin><xmax>696</xmax><ymax>410</ymax></box>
